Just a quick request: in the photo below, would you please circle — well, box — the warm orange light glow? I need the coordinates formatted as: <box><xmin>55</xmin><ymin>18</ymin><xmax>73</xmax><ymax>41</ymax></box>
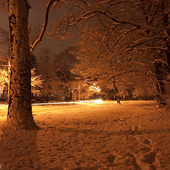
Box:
<box><xmin>93</xmin><ymin>99</ymin><xmax>103</xmax><ymax>103</ymax></box>
<box><xmin>89</xmin><ymin>85</ymin><xmax>101</xmax><ymax>92</ymax></box>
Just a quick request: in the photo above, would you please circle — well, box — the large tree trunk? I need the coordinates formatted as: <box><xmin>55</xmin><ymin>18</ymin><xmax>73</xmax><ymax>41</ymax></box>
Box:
<box><xmin>3</xmin><ymin>0</ymin><xmax>39</xmax><ymax>130</ymax></box>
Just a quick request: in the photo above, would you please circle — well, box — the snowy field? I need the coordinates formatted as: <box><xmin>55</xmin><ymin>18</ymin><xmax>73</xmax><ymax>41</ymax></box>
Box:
<box><xmin>0</xmin><ymin>100</ymin><xmax>170</xmax><ymax>170</ymax></box>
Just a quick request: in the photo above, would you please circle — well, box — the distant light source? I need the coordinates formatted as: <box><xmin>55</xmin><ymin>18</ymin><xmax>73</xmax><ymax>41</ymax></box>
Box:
<box><xmin>93</xmin><ymin>99</ymin><xmax>103</xmax><ymax>103</ymax></box>
<box><xmin>89</xmin><ymin>85</ymin><xmax>101</xmax><ymax>92</ymax></box>
<box><xmin>94</xmin><ymin>86</ymin><xmax>100</xmax><ymax>92</ymax></box>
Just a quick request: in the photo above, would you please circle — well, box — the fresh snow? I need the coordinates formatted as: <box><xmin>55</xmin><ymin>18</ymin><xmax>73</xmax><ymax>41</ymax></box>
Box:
<box><xmin>0</xmin><ymin>100</ymin><xmax>170</xmax><ymax>170</ymax></box>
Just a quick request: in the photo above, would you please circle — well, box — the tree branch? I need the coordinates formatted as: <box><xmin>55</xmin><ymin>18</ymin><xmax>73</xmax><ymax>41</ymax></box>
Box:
<box><xmin>71</xmin><ymin>9</ymin><xmax>141</xmax><ymax>29</ymax></box>
<box><xmin>30</xmin><ymin>0</ymin><xmax>57</xmax><ymax>53</ymax></box>
<box><xmin>92</xmin><ymin>10</ymin><xmax>141</xmax><ymax>29</ymax></box>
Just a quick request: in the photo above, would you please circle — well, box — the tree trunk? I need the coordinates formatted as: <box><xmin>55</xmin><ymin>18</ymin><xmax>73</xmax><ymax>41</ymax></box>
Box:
<box><xmin>163</xmin><ymin>5</ymin><xmax>170</xmax><ymax>73</ymax></box>
<box><xmin>70</xmin><ymin>90</ymin><xmax>73</xmax><ymax>101</ymax></box>
<box><xmin>47</xmin><ymin>94</ymin><xmax>49</xmax><ymax>103</ymax></box>
<box><xmin>140</xmin><ymin>0</ymin><xmax>169</xmax><ymax>106</ymax></box>
<box><xmin>155</xmin><ymin>0</ymin><xmax>170</xmax><ymax>106</ymax></box>
<box><xmin>155</xmin><ymin>62</ymin><xmax>166</xmax><ymax>106</ymax></box>
<box><xmin>167</xmin><ymin>48</ymin><xmax>170</xmax><ymax>73</ymax></box>
<box><xmin>3</xmin><ymin>0</ymin><xmax>39</xmax><ymax>130</ymax></box>
<box><xmin>112</xmin><ymin>77</ymin><xmax>121</xmax><ymax>104</ymax></box>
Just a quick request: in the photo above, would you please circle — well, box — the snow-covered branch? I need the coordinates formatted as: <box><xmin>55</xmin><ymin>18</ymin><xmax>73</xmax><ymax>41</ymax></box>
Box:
<box><xmin>30</xmin><ymin>0</ymin><xmax>57</xmax><ymax>53</ymax></box>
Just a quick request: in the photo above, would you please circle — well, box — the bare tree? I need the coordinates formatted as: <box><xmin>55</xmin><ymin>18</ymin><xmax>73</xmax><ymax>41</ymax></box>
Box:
<box><xmin>54</xmin><ymin>46</ymin><xmax>78</xmax><ymax>100</ymax></box>
<box><xmin>2</xmin><ymin>0</ymin><xmax>57</xmax><ymax>130</ymax></box>
<box><xmin>38</xmin><ymin>47</ymin><xmax>66</xmax><ymax>102</ymax></box>
<box><xmin>49</xmin><ymin>0</ymin><xmax>170</xmax><ymax>106</ymax></box>
<box><xmin>139</xmin><ymin>0</ymin><xmax>170</xmax><ymax>105</ymax></box>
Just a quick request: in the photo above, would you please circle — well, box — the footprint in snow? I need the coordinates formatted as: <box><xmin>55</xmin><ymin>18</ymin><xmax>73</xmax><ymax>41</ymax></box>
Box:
<box><xmin>107</xmin><ymin>154</ymin><xmax>116</xmax><ymax>163</ymax></box>
<box><xmin>128</xmin><ymin>125</ymin><xmax>141</xmax><ymax>135</ymax></box>
<box><xmin>143</xmin><ymin>151</ymin><xmax>157</xmax><ymax>164</ymax></box>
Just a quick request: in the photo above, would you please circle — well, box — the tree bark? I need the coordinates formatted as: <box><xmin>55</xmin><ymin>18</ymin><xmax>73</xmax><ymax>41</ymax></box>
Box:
<box><xmin>155</xmin><ymin>0</ymin><xmax>170</xmax><ymax>106</ymax></box>
<box><xmin>155</xmin><ymin>62</ymin><xmax>166</xmax><ymax>106</ymax></box>
<box><xmin>3</xmin><ymin>0</ymin><xmax>39</xmax><ymax>130</ymax></box>
<box><xmin>112</xmin><ymin>77</ymin><xmax>121</xmax><ymax>104</ymax></box>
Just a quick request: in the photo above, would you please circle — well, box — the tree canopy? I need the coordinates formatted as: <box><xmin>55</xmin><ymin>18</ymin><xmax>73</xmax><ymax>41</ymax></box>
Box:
<box><xmin>49</xmin><ymin>0</ymin><xmax>170</xmax><ymax>105</ymax></box>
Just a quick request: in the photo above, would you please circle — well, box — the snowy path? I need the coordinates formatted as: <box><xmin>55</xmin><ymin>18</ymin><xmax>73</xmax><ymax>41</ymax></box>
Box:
<box><xmin>0</xmin><ymin>101</ymin><xmax>170</xmax><ymax>170</ymax></box>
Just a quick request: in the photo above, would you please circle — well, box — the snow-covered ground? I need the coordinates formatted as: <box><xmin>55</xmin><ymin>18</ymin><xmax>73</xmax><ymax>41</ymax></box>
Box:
<box><xmin>0</xmin><ymin>100</ymin><xmax>170</xmax><ymax>170</ymax></box>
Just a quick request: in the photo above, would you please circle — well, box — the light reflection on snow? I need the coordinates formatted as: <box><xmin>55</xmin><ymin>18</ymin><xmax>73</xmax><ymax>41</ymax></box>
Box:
<box><xmin>93</xmin><ymin>99</ymin><xmax>103</xmax><ymax>103</ymax></box>
<box><xmin>0</xmin><ymin>99</ymin><xmax>103</xmax><ymax>107</ymax></box>
<box><xmin>32</xmin><ymin>99</ymin><xmax>103</xmax><ymax>106</ymax></box>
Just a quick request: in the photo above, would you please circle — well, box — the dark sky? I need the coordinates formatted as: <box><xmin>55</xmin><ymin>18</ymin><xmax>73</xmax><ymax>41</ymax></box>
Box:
<box><xmin>0</xmin><ymin>0</ymin><xmax>75</xmax><ymax>56</ymax></box>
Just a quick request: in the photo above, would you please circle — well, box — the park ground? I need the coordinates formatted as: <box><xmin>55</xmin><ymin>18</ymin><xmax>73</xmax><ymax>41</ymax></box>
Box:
<box><xmin>0</xmin><ymin>100</ymin><xmax>170</xmax><ymax>170</ymax></box>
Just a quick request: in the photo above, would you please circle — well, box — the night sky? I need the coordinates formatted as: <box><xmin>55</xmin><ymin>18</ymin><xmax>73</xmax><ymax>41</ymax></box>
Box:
<box><xmin>0</xmin><ymin>0</ymin><xmax>74</xmax><ymax>56</ymax></box>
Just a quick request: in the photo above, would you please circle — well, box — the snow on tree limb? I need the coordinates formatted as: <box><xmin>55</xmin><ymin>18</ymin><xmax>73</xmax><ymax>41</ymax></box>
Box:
<box><xmin>46</xmin><ymin>0</ymin><xmax>170</xmax><ymax>103</ymax></box>
<box><xmin>30</xmin><ymin>0</ymin><xmax>58</xmax><ymax>53</ymax></box>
